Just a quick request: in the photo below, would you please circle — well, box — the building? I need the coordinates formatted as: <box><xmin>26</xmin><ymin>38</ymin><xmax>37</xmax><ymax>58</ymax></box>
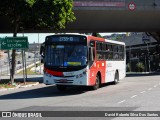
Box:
<box><xmin>29</xmin><ymin>43</ymin><xmax>40</xmax><ymax>52</ymax></box>
<box><xmin>104</xmin><ymin>32</ymin><xmax>160</xmax><ymax>72</ymax></box>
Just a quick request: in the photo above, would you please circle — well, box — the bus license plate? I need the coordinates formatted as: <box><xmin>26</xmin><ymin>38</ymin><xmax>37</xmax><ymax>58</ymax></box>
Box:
<box><xmin>59</xmin><ymin>79</ymin><xmax>67</xmax><ymax>83</ymax></box>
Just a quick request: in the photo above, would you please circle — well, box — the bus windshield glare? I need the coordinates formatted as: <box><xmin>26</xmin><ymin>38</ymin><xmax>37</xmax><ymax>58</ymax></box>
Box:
<box><xmin>45</xmin><ymin>45</ymin><xmax>87</xmax><ymax>67</ymax></box>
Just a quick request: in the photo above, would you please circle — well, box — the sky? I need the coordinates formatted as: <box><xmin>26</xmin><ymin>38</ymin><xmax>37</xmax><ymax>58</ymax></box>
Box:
<box><xmin>0</xmin><ymin>33</ymin><xmax>126</xmax><ymax>43</ymax></box>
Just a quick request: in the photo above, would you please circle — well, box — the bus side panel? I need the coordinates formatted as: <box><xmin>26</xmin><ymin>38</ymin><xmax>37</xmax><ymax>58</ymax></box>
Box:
<box><xmin>88</xmin><ymin>62</ymin><xmax>97</xmax><ymax>86</ymax></box>
<box><xmin>105</xmin><ymin>61</ymin><xmax>126</xmax><ymax>83</ymax></box>
<box><xmin>96</xmin><ymin>61</ymin><xmax>106</xmax><ymax>84</ymax></box>
<box><xmin>88</xmin><ymin>60</ymin><xmax>106</xmax><ymax>86</ymax></box>
<box><xmin>106</xmin><ymin>61</ymin><xmax>116</xmax><ymax>82</ymax></box>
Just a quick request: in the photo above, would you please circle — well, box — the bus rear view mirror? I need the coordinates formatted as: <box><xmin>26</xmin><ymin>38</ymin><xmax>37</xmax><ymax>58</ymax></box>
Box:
<box><xmin>40</xmin><ymin>42</ymin><xmax>45</xmax><ymax>63</ymax></box>
<box><xmin>89</xmin><ymin>47</ymin><xmax>94</xmax><ymax>61</ymax></box>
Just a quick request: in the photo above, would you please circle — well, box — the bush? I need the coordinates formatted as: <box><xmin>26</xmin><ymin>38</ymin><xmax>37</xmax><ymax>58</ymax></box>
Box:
<box><xmin>136</xmin><ymin>62</ymin><xmax>145</xmax><ymax>72</ymax></box>
<box><xmin>127</xmin><ymin>63</ymin><xmax>131</xmax><ymax>72</ymax></box>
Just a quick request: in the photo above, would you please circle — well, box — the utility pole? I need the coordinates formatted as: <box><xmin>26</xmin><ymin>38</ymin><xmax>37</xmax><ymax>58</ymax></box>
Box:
<box><xmin>38</xmin><ymin>33</ymin><xmax>41</xmax><ymax>74</ymax></box>
<box><xmin>23</xmin><ymin>33</ymin><xmax>27</xmax><ymax>82</ymax></box>
<box><xmin>8</xmin><ymin>50</ymin><xmax>12</xmax><ymax>80</ymax></box>
<box><xmin>146</xmin><ymin>43</ymin><xmax>151</xmax><ymax>72</ymax></box>
<box><xmin>22</xmin><ymin>49</ymin><xmax>26</xmax><ymax>84</ymax></box>
<box><xmin>142</xmin><ymin>32</ymin><xmax>151</xmax><ymax>72</ymax></box>
<box><xmin>129</xmin><ymin>46</ymin><xmax>132</xmax><ymax>72</ymax></box>
<box><xmin>34</xmin><ymin>51</ymin><xmax>36</xmax><ymax>73</ymax></box>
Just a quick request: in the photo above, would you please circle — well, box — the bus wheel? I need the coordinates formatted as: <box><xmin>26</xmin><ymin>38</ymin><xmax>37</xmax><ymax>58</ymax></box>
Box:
<box><xmin>92</xmin><ymin>75</ymin><xmax>100</xmax><ymax>90</ymax></box>
<box><xmin>56</xmin><ymin>85</ymin><xmax>67</xmax><ymax>91</ymax></box>
<box><xmin>113</xmin><ymin>71</ymin><xmax>119</xmax><ymax>85</ymax></box>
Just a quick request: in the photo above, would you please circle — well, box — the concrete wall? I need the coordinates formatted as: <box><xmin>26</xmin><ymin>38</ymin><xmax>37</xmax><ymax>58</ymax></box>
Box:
<box><xmin>73</xmin><ymin>0</ymin><xmax>160</xmax><ymax>10</ymax></box>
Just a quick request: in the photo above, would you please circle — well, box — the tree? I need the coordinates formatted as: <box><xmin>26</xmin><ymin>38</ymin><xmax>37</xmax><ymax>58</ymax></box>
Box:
<box><xmin>0</xmin><ymin>0</ymin><xmax>76</xmax><ymax>84</ymax></box>
<box><xmin>92</xmin><ymin>33</ymin><xmax>104</xmax><ymax>38</ymax></box>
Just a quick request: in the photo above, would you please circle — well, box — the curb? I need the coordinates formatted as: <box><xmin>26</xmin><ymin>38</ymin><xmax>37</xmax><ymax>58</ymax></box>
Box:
<box><xmin>0</xmin><ymin>82</ymin><xmax>39</xmax><ymax>92</ymax></box>
<box><xmin>0</xmin><ymin>88</ymin><xmax>7</xmax><ymax>92</ymax></box>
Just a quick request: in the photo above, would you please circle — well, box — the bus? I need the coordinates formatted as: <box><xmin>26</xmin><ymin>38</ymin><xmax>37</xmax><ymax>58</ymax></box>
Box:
<box><xmin>40</xmin><ymin>34</ymin><xmax>126</xmax><ymax>91</ymax></box>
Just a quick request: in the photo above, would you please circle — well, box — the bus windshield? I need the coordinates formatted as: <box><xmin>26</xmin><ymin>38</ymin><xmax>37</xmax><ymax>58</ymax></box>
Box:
<box><xmin>45</xmin><ymin>45</ymin><xmax>87</xmax><ymax>67</ymax></box>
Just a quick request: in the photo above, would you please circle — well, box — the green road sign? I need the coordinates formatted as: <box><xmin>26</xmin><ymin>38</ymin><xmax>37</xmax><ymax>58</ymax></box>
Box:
<box><xmin>0</xmin><ymin>37</ymin><xmax>28</xmax><ymax>50</ymax></box>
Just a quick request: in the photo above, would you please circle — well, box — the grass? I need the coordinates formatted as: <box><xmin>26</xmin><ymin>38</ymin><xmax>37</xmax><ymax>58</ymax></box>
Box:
<box><xmin>0</xmin><ymin>79</ymin><xmax>16</xmax><ymax>88</ymax></box>
<box><xmin>0</xmin><ymin>79</ymin><xmax>38</xmax><ymax>89</ymax></box>
<box><xmin>0</xmin><ymin>84</ymin><xmax>15</xmax><ymax>88</ymax></box>
<box><xmin>0</xmin><ymin>62</ymin><xmax>42</xmax><ymax>89</ymax></box>
<box><xmin>18</xmin><ymin>66</ymin><xmax>39</xmax><ymax>75</ymax></box>
<box><xmin>18</xmin><ymin>63</ymin><xmax>42</xmax><ymax>75</ymax></box>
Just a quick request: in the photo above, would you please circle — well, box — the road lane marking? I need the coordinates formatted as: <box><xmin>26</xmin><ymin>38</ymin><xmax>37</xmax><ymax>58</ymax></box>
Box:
<box><xmin>131</xmin><ymin>95</ymin><xmax>137</xmax><ymax>98</ymax></box>
<box><xmin>148</xmin><ymin>88</ymin><xmax>152</xmax><ymax>91</ymax></box>
<box><xmin>118</xmin><ymin>100</ymin><xmax>126</xmax><ymax>104</ymax></box>
<box><xmin>140</xmin><ymin>91</ymin><xmax>146</xmax><ymax>94</ymax></box>
<box><xmin>153</xmin><ymin>85</ymin><xmax>157</xmax><ymax>88</ymax></box>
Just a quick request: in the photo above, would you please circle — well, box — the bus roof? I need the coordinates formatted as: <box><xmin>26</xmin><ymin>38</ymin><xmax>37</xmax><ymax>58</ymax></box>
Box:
<box><xmin>87</xmin><ymin>35</ymin><xmax>125</xmax><ymax>45</ymax></box>
<box><xmin>45</xmin><ymin>34</ymin><xmax>125</xmax><ymax>45</ymax></box>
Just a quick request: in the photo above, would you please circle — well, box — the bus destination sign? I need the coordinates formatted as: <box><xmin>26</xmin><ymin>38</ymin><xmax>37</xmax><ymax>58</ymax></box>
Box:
<box><xmin>52</xmin><ymin>36</ymin><xmax>80</xmax><ymax>42</ymax></box>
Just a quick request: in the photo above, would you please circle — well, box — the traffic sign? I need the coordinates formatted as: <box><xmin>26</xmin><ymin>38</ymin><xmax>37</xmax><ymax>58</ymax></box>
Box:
<box><xmin>0</xmin><ymin>37</ymin><xmax>28</xmax><ymax>50</ymax></box>
<box><xmin>128</xmin><ymin>2</ymin><xmax>136</xmax><ymax>11</ymax></box>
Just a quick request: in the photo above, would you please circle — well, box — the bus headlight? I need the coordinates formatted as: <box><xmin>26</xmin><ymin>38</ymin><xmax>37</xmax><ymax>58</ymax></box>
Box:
<box><xmin>45</xmin><ymin>73</ymin><xmax>50</xmax><ymax>77</ymax></box>
<box><xmin>76</xmin><ymin>75</ymin><xmax>79</xmax><ymax>78</ymax></box>
<box><xmin>76</xmin><ymin>74</ymin><xmax>83</xmax><ymax>78</ymax></box>
<box><xmin>83</xmin><ymin>70</ymin><xmax>87</xmax><ymax>75</ymax></box>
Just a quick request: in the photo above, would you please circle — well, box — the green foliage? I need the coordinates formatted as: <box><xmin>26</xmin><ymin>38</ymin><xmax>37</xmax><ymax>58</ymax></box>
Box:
<box><xmin>136</xmin><ymin>62</ymin><xmax>145</xmax><ymax>72</ymax></box>
<box><xmin>33</xmin><ymin>0</ymin><xmax>75</xmax><ymax>29</ymax></box>
<box><xmin>0</xmin><ymin>0</ymin><xmax>75</xmax><ymax>83</ymax></box>
<box><xmin>127</xmin><ymin>63</ymin><xmax>131</xmax><ymax>72</ymax></box>
<box><xmin>18</xmin><ymin>63</ymin><xmax>43</xmax><ymax>75</ymax></box>
<box><xmin>0</xmin><ymin>0</ymin><xmax>76</xmax><ymax>30</ymax></box>
<box><xmin>92</xmin><ymin>33</ymin><xmax>104</xmax><ymax>38</ymax></box>
<box><xmin>96</xmin><ymin>33</ymin><xmax>104</xmax><ymax>38</ymax></box>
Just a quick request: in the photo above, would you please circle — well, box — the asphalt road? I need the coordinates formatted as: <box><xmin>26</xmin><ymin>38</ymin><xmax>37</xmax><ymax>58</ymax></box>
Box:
<box><xmin>0</xmin><ymin>75</ymin><xmax>160</xmax><ymax>120</ymax></box>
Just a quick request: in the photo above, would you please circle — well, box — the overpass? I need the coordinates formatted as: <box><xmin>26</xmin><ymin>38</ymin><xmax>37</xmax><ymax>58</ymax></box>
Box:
<box><xmin>0</xmin><ymin>0</ymin><xmax>160</xmax><ymax>42</ymax></box>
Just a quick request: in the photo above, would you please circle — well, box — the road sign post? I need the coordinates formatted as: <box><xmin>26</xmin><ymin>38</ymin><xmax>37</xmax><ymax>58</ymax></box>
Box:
<box><xmin>0</xmin><ymin>37</ymin><xmax>28</xmax><ymax>84</ymax></box>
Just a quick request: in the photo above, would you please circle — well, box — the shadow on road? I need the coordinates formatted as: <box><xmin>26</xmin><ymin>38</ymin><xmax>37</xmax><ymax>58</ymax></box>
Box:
<box><xmin>0</xmin><ymin>86</ymin><xmax>85</xmax><ymax>100</ymax></box>
<box><xmin>0</xmin><ymin>82</ymin><xmax>114</xmax><ymax>100</ymax></box>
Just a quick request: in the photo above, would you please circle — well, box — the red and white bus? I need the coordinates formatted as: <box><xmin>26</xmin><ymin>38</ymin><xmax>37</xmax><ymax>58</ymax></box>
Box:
<box><xmin>41</xmin><ymin>34</ymin><xmax>126</xmax><ymax>91</ymax></box>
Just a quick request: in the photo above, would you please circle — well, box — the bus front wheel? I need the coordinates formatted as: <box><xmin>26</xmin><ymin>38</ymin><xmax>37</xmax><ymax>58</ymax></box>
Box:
<box><xmin>56</xmin><ymin>85</ymin><xmax>67</xmax><ymax>91</ymax></box>
<box><xmin>92</xmin><ymin>75</ymin><xmax>100</xmax><ymax>90</ymax></box>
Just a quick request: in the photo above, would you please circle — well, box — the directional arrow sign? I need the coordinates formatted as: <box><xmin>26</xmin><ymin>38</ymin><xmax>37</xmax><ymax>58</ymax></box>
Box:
<box><xmin>2</xmin><ymin>41</ymin><xmax>6</xmax><ymax>46</ymax></box>
<box><xmin>0</xmin><ymin>37</ymin><xmax>28</xmax><ymax>50</ymax></box>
